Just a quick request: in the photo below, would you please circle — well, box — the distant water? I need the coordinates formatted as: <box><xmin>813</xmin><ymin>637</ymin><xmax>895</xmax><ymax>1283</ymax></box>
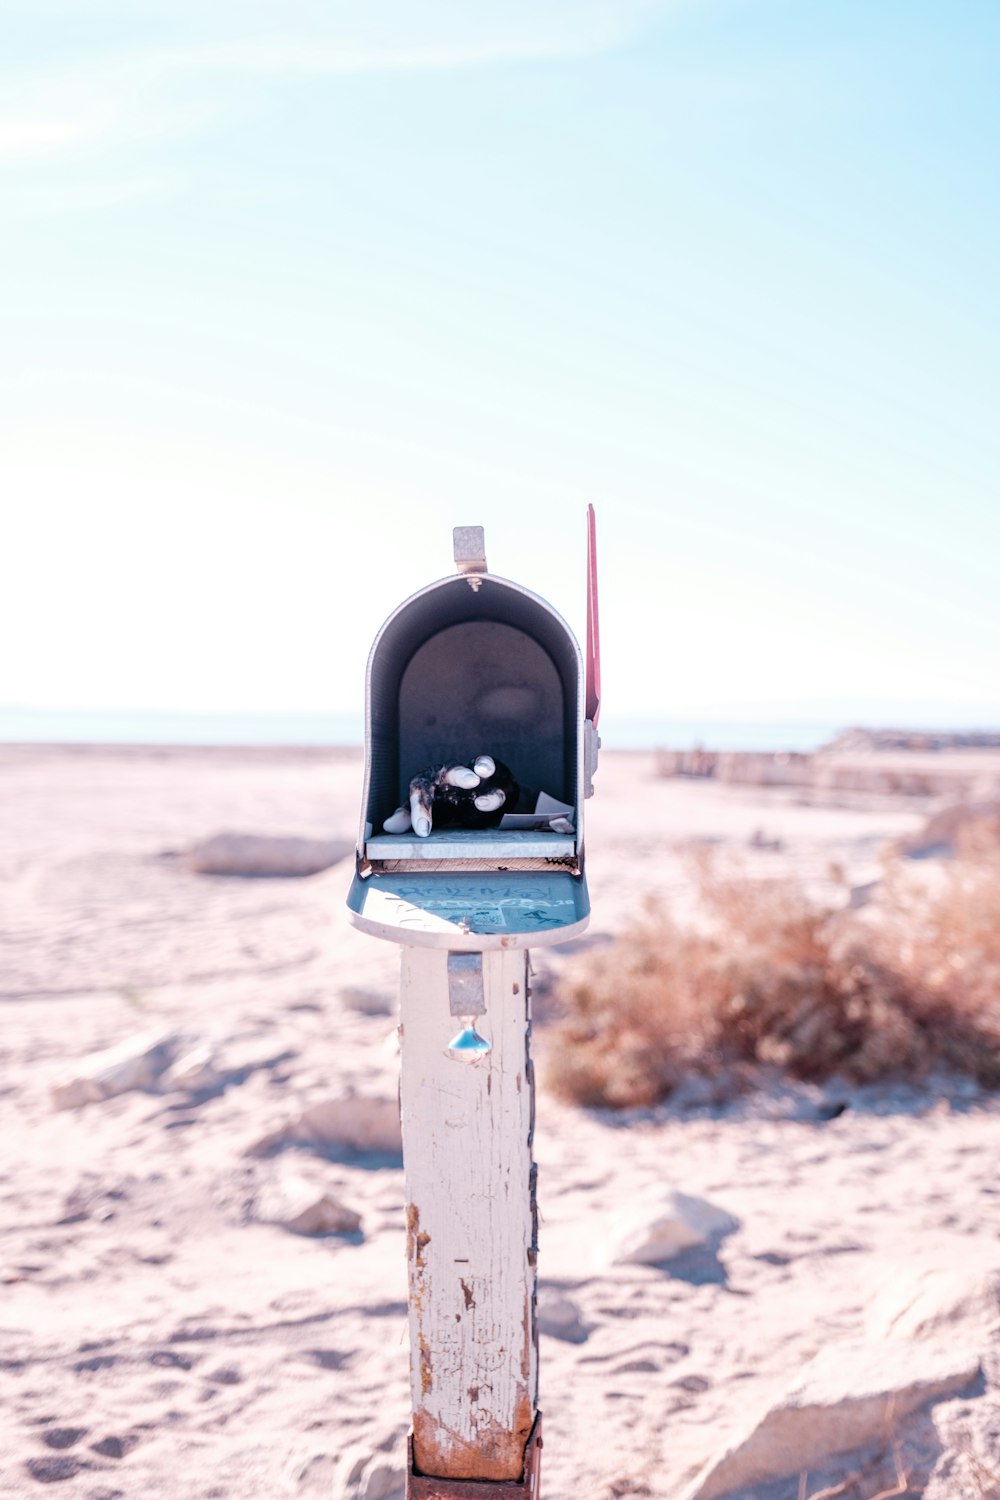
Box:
<box><xmin>0</xmin><ymin>706</ymin><xmax>365</xmax><ymax>746</ymax></box>
<box><xmin>604</xmin><ymin>718</ymin><xmax>843</xmax><ymax>751</ymax></box>
<box><xmin>0</xmin><ymin>705</ymin><xmax>843</xmax><ymax>752</ymax></box>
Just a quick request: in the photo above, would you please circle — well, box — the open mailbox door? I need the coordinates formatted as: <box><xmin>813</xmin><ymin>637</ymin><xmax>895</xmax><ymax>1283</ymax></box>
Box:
<box><xmin>346</xmin><ymin>867</ymin><xmax>590</xmax><ymax>951</ymax></box>
<box><xmin>346</xmin><ymin>518</ymin><xmax>597</xmax><ymax>951</ymax></box>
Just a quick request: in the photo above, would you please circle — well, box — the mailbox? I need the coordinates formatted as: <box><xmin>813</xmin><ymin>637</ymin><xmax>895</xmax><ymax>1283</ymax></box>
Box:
<box><xmin>346</xmin><ymin>515</ymin><xmax>600</xmax><ymax>952</ymax></box>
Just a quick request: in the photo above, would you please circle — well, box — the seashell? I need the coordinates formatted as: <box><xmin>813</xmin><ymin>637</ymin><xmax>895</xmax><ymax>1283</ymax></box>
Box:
<box><xmin>443</xmin><ymin>765</ymin><xmax>481</xmax><ymax>790</ymax></box>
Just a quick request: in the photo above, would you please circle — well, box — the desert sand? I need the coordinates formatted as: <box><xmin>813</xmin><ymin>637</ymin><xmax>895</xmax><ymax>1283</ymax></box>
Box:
<box><xmin>2</xmin><ymin>745</ymin><xmax>999</xmax><ymax>1499</ymax></box>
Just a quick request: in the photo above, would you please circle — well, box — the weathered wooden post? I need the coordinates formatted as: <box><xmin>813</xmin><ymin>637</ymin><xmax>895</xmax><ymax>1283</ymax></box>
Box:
<box><xmin>347</xmin><ymin>512</ymin><xmax>600</xmax><ymax>1496</ymax></box>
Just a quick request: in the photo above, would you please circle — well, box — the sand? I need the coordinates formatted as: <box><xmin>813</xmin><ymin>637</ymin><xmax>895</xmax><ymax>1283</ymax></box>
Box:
<box><xmin>2</xmin><ymin>745</ymin><xmax>999</xmax><ymax>1499</ymax></box>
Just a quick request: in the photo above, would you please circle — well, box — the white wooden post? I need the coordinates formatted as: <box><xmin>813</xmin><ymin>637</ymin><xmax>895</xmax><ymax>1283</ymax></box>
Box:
<box><xmin>399</xmin><ymin>946</ymin><xmax>538</xmax><ymax>1484</ymax></box>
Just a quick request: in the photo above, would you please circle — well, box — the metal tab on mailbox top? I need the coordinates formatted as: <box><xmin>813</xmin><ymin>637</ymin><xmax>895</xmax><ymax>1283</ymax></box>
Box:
<box><xmin>346</xmin><ymin>519</ymin><xmax>598</xmax><ymax>951</ymax></box>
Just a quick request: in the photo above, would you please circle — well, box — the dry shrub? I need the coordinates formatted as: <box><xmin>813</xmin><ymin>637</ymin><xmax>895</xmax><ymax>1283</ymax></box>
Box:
<box><xmin>549</xmin><ymin>851</ymin><xmax>1000</xmax><ymax>1108</ymax></box>
<box><xmin>954</xmin><ymin>806</ymin><xmax>1000</xmax><ymax>859</ymax></box>
<box><xmin>874</xmin><ymin>852</ymin><xmax>1000</xmax><ymax>1077</ymax></box>
<box><xmin>898</xmin><ymin>799</ymin><xmax>1000</xmax><ymax>860</ymax></box>
<box><xmin>548</xmin><ymin>907</ymin><xmax>717</xmax><ymax>1109</ymax></box>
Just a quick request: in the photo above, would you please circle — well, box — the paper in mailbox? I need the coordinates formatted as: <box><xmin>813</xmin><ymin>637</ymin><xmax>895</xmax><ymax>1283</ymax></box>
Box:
<box><xmin>499</xmin><ymin>791</ymin><xmax>575</xmax><ymax>832</ymax></box>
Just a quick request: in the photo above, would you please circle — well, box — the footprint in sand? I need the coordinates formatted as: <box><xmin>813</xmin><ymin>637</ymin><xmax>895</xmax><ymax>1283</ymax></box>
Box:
<box><xmin>41</xmin><ymin>1427</ymin><xmax>88</xmax><ymax>1450</ymax></box>
<box><xmin>73</xmin><ymin>1353</ymin><xmax>119</xmax><ymax>1374</ymax></box>
<box><xmin>149</xmin><ymin>1349</ymin><xmax>199</xmax><ymax>1370</ymax></box>
<box><xmin>26</xmin><ymin>1454</ymin><xmax>83</xmax><ymax>1483</ymax></box>
<box><xmin>581</xmin><ymin>1339</ymin><xmax>689</xmax><ymax>1368</ymax></box>
<box><xmin>90</xmin><ymin>1434</ymin><xmax>140</xmax><ymax>1459</ymax></box>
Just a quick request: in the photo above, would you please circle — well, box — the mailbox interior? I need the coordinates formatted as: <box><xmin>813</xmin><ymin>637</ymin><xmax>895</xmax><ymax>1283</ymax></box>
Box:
<box><xmin>360</xmin><ymin>574</ymin><xmax>583</xmax><ymax>855</ymax></box>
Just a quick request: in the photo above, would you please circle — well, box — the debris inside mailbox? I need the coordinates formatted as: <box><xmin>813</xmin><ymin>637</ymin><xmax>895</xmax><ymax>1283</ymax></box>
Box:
<box><xmin>499</xmin><ymin>789</ymin><xmax>575</xmax><ymax>832</ymax></box>
<box><xmin>383</xmin><ymin>752</ymin><xmax>574</xmax><ymax>836</ymax></box>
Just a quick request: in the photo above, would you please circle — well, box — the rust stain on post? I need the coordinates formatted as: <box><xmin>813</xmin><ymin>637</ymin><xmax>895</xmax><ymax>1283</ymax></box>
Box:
<box><xmin>407</xmin><ymin>1414</ymin><xmax>543</xmax><ymax>1498</ymax></box>
<box><xmin>407</xmin><ymin>1204</ymin><xmax>431</xmax><ymax>1270</ymax></box>
<box><xmin>413</xmin><ymin>1394</ymin><xmax>534</xmax><ymax>1482</ymax></box>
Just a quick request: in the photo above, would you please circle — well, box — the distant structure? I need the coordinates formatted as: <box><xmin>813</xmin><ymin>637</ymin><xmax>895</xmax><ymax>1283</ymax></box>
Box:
<box><xmin>655</xmin><ymin>749</ymin><xmax>812</xmax><ymax>786</ymax></box>
<box><xmin>654</xmin><ymin>727</ymin><xmax>1000</xmax><ymax>800</ymax></box>
<box><xmin>824</xmin><ymin>727</ymin><xmax>1000</xmax><ymax>753</ymax></box>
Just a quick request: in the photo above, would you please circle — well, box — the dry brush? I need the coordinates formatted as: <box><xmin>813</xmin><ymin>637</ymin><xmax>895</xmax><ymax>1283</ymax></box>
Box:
<box><xmin>548</xmin><ymin>848</ymin><xmax>1000</xmax><ymax>1109</ymax></box>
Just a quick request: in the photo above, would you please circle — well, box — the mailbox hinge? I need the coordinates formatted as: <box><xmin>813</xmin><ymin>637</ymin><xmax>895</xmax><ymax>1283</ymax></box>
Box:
<box><xmin>453</xmin><ymin>526</ymin><xmax>487</xmax><ymax>589</ymax></box>
<box><xmin>583</xmin><ymin>718</ymin><xmax>601</xmax><ymax>798</ymax></box>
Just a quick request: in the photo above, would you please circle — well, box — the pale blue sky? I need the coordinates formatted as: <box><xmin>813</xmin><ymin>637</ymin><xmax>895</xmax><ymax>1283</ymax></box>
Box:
<box><xmin>3</xmin><ymin>0</ymin><xmax>999</xmax><ymax>730</ymax></box>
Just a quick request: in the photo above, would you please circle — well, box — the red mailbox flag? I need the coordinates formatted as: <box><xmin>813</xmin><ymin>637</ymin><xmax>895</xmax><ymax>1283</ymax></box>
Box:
<box><xmin>585</xmin><ymin>503</ymin><xmax>601</xmax><ymax>728</ymax></box>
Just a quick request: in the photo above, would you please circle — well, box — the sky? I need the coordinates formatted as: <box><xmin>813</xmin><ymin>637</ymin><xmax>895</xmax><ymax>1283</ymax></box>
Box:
<box><xmin>3</xmin><ymin>0</ymin><xmax>999</xmax><ymax>735</ymax></box>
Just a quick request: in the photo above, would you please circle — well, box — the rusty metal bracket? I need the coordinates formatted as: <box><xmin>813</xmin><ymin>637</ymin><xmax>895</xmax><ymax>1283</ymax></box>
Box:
<box><xmin>406</xmin><ymin>1413</ymin><xmax>542</xmax><ymax>1499</ymax></box>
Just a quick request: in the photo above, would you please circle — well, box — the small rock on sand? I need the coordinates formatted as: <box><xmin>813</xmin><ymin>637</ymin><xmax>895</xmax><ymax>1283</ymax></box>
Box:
<box><xmin>336</xmin><ymin>1440</ymin><xmax>405</xmax><ymax>1500</ymax></box>
<box><xmin>160</xmin><ymin>1033</ymin><xmax>297</xmax><ymax>1094</ymax></box>
<box><xmin>537</xmin><ymin>1293</ymin><xmax>589</xmax><ymax>1343</ymax></box>
<box><xmin>866</xmin><ymin>1244</ymin><xmax>1000</xmax><ymax>1344</ymax></box>
<box><xmin>680</xmin><ymin>1340</ymin><xmax>981</xmax><ymax>1500</ymax></box>
<box><xmin>255</xmin><ymin>1171</ymin><xmax>362</xmax><ymax>1237</ymax></box>
<box><xmin>339</xmin><ymin>985</ymin><xmax>395</xmax><ymax>1017</ymax></box>
<box><xmin>248</xmin><ymin>1094</ymin><xmax>402</xmax><ymax>1157</ymax></box>
<box><xmin>159</xmin><ymin>1042</ymin><xmax>219</xmax><ymax>1092</ymax></box>
<box><xmin>609</xmin><ymin>1190</ymin><xmax>738</xmax><ymax>1265</ymax></box>
<box><xmin>185</xmin><ymin>832</ymin><xmax>353</xmax><ymax>877</ymax></box>
<box><xmin>51</xmin><ymin>1030</ymin><xmax>185</xmax><ymax>1110</ymax></box>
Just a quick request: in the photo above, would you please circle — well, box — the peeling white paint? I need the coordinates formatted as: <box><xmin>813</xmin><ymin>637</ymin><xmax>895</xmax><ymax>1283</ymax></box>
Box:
<box><xmin>399</xmin><ymin>947</ymin><xmax>537</xmax><ymax>1481</ymax></box>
